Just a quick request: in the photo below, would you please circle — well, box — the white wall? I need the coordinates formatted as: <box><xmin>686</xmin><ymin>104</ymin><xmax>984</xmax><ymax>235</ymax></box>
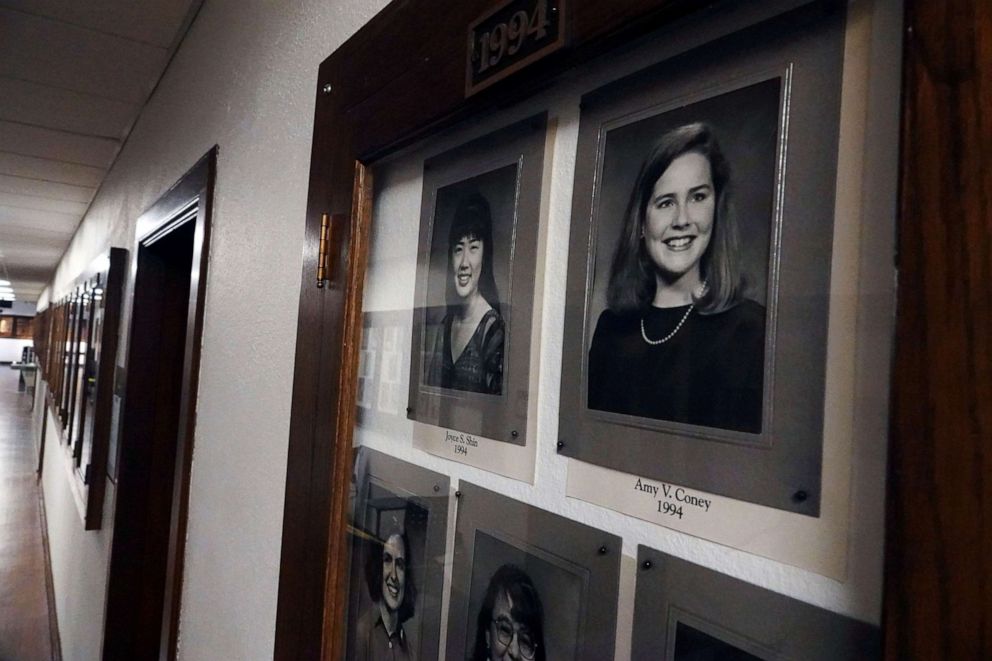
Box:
<box><xmin>0</xmin><ymin>338</ymin><xmax>33</xmax><ymax>363</ymax></box>
<box><xmin>2</xmin><ymin>300</ymin><xmax>38</xmax><ymax>316</ymax></box>
<box><xmin>39</xmin><ymin>0</ymin><xmax>387</xmax><ymax>659</ymax></box>
<box><xmin>40</xmin><ymin>404</ymin><xmax>117</xmax><ymax>661</ymax></box>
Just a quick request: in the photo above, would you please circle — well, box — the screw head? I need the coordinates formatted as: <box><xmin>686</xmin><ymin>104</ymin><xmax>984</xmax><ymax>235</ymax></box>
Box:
<box><xmin>406</xmin><ymin>406</ymin><xmax>413</xmax><ymax>414</ymax></box>
<box><xmin>792</xmin><ymin>490</ymin><xmax>808</xmax><ymax>503</ymax></box>
<box><xmin>510</xmin><ymin>430</ymin><xmax>519</xmax><ymax>438</ymax></box>
<box><xmin>556</xmin><ymin>441</ymin><xmax>564</xmax><ymax>450</ymax></box>
<box><xmin>322</xmin><ymin>83</ymin><xmax>333</xmax><ymax>94</ymax></box>
<box><xmin>433</xmin><ymin>484</ymin><xmax>440</xmax><ymax>493</ymax></box>
<box><xmin>598</xmin><ymin>545</ymin><xmax>608</xmax><ymax>555</ymax></box>
<box><xmin>642</xmin><ymin>560</ymin><xmax>653</xmax><ymax>570</ymax></box>
<box><xmin>455</xmin><ymin>490</ymin><xmax>462</xmax><ymax>499</ymax></box>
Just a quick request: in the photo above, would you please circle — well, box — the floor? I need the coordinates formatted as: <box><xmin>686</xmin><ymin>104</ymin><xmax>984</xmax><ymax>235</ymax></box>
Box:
<box><xmin>0</xmin><ymin>367</ymin><xmax>58</xmax><ymax>661</ymax></box>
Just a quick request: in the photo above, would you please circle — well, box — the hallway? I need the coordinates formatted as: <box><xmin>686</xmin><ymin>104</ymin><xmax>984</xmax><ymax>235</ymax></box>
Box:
<box><xmin>0</xmin><ymin>368</ymin><xmax>58</xmax><ymax>661</ymax></box>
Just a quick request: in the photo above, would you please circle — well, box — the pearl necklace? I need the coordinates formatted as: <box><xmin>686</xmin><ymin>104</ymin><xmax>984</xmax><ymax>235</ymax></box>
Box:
<box><xmin>640</xmin><ymin>304</ymin><xmax>693</xmax><ymax>345</ymax></box>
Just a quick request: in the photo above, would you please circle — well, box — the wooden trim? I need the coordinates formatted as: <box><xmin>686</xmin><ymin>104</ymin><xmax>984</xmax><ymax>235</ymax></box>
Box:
<box><xmin>83</xmin><ymin>248</ymin><xmax>127</xmax><ymax>530</ymax></box>
<box><xmin>320</xmin><ymin>163</ymin><xmax>374</xmax><ymax>660</ymax></box>
<box><xmin>884</xmin><ymin>1</ymin><xmax>992</xmax><ymax>658</ymax></box>
<box><xmin>36</xmin><ymin>486</ymin><xmax>63</xmax><ymax>661</ymax></box>
<box><xmin>159</xmin><ymin>157</ymin><xmax>214</xmax><ymax>661</ymax></box>
<box><xmin>102</xmin><ymin>148</ymin><xmax>216</xmax><ymax>661</ymax></box>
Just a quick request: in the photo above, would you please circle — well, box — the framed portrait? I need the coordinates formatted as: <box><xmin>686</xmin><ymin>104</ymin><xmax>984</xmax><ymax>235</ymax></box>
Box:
<box><xmin>559</xmin><ymin>2</ymin><xmax>847</xmax><ymax>515</ymax></box>
<box><xmin>407</xmin><ymin>114</ymin><xmax>547</xmax><ymax>447</ymax></box>
<box><xmin>632</xmin><ymin>545</ymin><xmax>880</xmax><ymax>659</ymax></box>
<box><xmin>445</xmin><ymin>482</ymin><xmax>622</xmax><ymax>661</ymax></box>
<box><xmin>345</xmin><ymin>448</ymin><xmax>450</xmax><ymax>661</ymax></box>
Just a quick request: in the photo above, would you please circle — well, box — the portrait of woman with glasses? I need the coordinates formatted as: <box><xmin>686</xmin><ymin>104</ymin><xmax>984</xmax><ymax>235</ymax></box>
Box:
<box><xmin>471</xmin><ymin>564</ymin><xmax>546</xmax><ymax>661</ymax></box>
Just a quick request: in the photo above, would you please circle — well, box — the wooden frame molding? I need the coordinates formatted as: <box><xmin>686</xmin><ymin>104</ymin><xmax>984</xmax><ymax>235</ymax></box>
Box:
<box><xmin>103</xmin><ymin>148</ymin><xmax>216</xmax><ymax>661</ymax></box>
<box><xmin>275</xmin><ymin>0</ymin><xmax>992</xmax><ymax>659</ymax></box>
<box><xmin>884</xmin><ymin>1</ymin><xmax>992</xmax><ymax>658</ymax></box>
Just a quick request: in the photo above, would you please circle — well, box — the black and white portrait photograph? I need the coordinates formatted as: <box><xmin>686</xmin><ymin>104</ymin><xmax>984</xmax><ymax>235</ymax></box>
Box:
<box><xmin>587</xmin><ymin>79</ymin><xmax>779</xmax><ymax>434</ymax></box>
<box><xmin>672</xmin><ymin>621</ymin><xmax>765</xmax><ymax>661</ymax></box>
<box><xmin>346</xmin><ymin>450</ymin><xmax>450</xmax><ymax>661</ymax></box>
<box><xmin>466</xmin><ymin>533</ymin><xmax>583</xmax><ymax>661</ymax></box>
<box><xmin>446</xmin><ymin>483</ymin><xmax>621</xmax><ymax>661</ymax></box>
<box><xmin>422</xmin><ymin>165</ymin><xmax>517</xmax><ymax>396</ymax></box>
<box><xmin>408</xmin><ymin>116</ymin><xmax>546</xmax><ymax>450</ymax></box>
<box><xmin>631</xmin><ymin>546</ymin><xmax>881</xmax><ymax>660</ymax></box>
<box><xmin>559</xmin><ymin>8</ymin><xmax>849</xmax><ymax>515</ymax></box>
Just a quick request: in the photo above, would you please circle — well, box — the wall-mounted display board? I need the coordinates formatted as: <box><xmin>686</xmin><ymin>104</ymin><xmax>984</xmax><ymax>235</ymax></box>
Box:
<box><xmin>632</xmin><ymin>545</ymin><xmax>880</xmax><ymax>659</ymax></box>
<box><xmin>0</xmin><ymin>315</ymin><xmax>33</xmax><ymax>340</ymax></box>
<box><xmin>407</xmin><ymin>115</ymin><xmax>549</xmax><ymax>483</ymax></box>
<box><xmin>345</xmin><ymin>448</ymin><xmax>450</xmax><ymax>661</ymax></box>
<box><xmin>446</xmin><ymin>482</ymin><xmax>622</xmax><ymax>661</ymax></box>
<box><xmin>275</xmin><ymin>0</ymin><xmax>992</xmax><ymax>657</ymax></box>
<box><xmin>39</xmin><ymin>248</ymin><xmax>127</xmax><ymax>529</ymax></box>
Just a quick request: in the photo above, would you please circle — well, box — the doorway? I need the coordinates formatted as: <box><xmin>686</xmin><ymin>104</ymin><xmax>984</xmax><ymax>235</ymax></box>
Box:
<box><xmin>103</xmin><ymin>149</ymin><xmax>215</xmax><ymax>660</ymax></box>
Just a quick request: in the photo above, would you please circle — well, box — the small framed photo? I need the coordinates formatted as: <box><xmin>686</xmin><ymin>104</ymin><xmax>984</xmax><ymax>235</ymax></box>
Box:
<box><xmin>559</xmin><ymin>5</ymin><xmax>847</xmax><ymax>515</ymax></box>
<box><xmin>445</xmin><ymin>482</ymin><xmax>622</xmax><ymax>661</ymax></box>
<box><xmin>345</xmin><ymin>448</ymin><xmax>451</xmax><ymax>661</ymax></box>
<box><xmin>632</xmin><ymin>545</ymin><xmax>880</xmax><ymax>659</ymax></box>
<box><xmin>408</xmin><ymin>114</ymin><xmax>547</xmax><ymax>447</ymax></box>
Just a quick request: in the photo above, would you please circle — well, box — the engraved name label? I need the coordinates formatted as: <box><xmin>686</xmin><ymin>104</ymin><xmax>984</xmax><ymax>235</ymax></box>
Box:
<box><xmin>443</xmin><ymin>429</ymin><xmax>478</xmax><ymax>456</ymax></box>
<box><xmin>466</xmin><ymin>0</ymin><xmax>564</xmax><ymax>96</ymax></box>
<box><xmin>632</xmin><ymin>477</ymin><xmax>714</xmax><ymax>521</ymax></box>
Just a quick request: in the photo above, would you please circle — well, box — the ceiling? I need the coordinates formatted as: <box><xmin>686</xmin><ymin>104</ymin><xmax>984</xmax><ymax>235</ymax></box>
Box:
<box><xmin>0</xmin><ymin>0</ymin><xmax>200</xmax><ymax>304</ymax></box>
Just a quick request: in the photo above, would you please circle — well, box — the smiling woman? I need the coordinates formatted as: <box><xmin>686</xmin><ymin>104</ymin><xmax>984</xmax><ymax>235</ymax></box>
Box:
<box><xmin>425</xmin><ymin>190</ymin><xmax>506</xmax><ymax>395</ymax></box>
<box><xmin>588</xmin><ymin>122</ymin><xmax>766</xmax><ymax>433</ymax></box>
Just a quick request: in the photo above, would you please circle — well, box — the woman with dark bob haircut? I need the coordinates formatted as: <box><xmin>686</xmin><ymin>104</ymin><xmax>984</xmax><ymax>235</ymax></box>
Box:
<box><xmin>588</xmin><ymin>122</ymin><xmax>765</xmax><ymax>433</ymax></box>
<box><xmin>425</xmin><ymin>191</ymin><xmax>505</xmax><ymax>394</ymax></box>
<box><xmin>471</xmin><ymin>564</ymin><xmax>546</xmax><ymax>661</ymax></box>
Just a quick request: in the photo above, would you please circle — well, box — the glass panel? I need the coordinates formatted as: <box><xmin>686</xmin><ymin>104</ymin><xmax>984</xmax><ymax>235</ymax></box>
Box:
<box><xmin>335</xmin><ymin>1</ymin><xmax>899</xmax><ymax>658</ymax></box>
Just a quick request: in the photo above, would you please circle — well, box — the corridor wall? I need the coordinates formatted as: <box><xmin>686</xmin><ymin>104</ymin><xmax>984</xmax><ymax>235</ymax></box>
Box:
<box><xmin>36</xmin><ymin>0</ymin><xmax>387</xmax><ymax>658</ymax></box>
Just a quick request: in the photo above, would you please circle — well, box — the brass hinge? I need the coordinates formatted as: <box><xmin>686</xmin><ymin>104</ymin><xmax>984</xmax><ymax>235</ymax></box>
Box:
<box><xmin>317</xmin><ymin>213</ymin><xmax>333</xmax><ymax>288</ymax></box>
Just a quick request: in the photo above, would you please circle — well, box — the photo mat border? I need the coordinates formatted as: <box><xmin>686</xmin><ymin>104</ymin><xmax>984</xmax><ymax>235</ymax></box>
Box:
<box><xmin>408</xmin><ymin>114</ymin><xmax>548</xmax><ymax>447</ymax></box>
<box><xmin>631</xmin><ymin>545</ymin><xmax>881</xmax><ymax>660</ymax></box>
<box><xmin>346</xmin><ymin>448</ymin><xmax>451</xmax><ymax>661</ymax></box>
<box><xmin>445</xmin><ymin>482</ymin><xmax>622</xmax><ymax>661</ymax></box>
<box><xmin>558</xmin><ymin>2</ymin><xmax>849</xmax><ymax>515</ymax></box>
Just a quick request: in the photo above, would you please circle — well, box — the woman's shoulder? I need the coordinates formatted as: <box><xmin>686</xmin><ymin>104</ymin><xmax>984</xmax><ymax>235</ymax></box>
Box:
<box><xmin>594</xmin><ymin>307</ymin><xmax>638</xmax><ymax>330</ymax></box>
<box><xmin>717</xmin><ymin>298</ymin><xmax>766</xmax><ymax>341</ymax></box>
<box><xmin>478</xmin><ymin>307</ymin><xmax>505</xmax><ymax>344</ymax></box>
<box><xmin>731</xmin><ymin>298</ymin><xmax>766</xmax><ymax>325</ymax></box>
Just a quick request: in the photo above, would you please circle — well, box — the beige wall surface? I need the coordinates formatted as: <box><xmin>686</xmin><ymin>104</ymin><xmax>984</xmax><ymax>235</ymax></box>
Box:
<box><xmin>38</xmin><ymin>0</ymin><xmax>387</xmax><ymax>658</ymax></box>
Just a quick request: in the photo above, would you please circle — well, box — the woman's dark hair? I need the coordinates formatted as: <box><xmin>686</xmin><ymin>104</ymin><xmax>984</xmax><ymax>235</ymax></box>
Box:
<box><xmin>446</xmin><ymin>192</ymin><xmax>501</xmax><ymax>315</ymax></box>
<box><xmin>471</xmin><ymin>564</ymin><xmax>546</xmax><ymax>661</ymax></box>
<box><xmin>606</xmin><ymin>122</ymin><xmax>745</xmax><ymax>314</ymax></box>
<box><xmin>364</xmin><ymin>529</ymin><xmax>416</xmax><ymax>624</ymax></box>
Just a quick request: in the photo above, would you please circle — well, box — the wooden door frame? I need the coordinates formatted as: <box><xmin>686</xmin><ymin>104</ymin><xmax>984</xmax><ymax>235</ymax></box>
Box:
<box><xmin>103</xmin><ymin>148</ymin><xmax>216</xmax><ymax>660</ymax></box>
<box><xmin>274</xmin><ymin>1</ymin><xmax>992</xmax><ymax>659</ymax></box>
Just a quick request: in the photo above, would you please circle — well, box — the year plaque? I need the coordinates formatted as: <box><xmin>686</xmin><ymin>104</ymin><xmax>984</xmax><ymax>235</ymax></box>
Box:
<box><xmin>466</xmin><ymin>0</ymin><xmax>565</xmax><ymax>96</ymax></box>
